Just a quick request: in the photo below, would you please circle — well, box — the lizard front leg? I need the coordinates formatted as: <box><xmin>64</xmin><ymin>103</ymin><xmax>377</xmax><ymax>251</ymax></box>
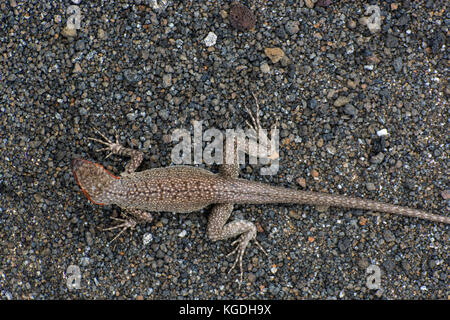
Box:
<box><xmin>88</xmin><ymin>129</ymin><xmax>144</xmax><ymax>175</ymax></box>
<box><xmin>104</xmin><ymin>208</ymin><xmax>153</xmax><ymax>243</ymax></box>
<box><xmin>88</xmin><ymin>130</ymin><xmax>152</xmax><ymax>242</ymax></box>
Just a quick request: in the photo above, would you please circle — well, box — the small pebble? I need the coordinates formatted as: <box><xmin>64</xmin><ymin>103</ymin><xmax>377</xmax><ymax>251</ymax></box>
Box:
<box><xmin>296</xmin><ymin>177</ymin><xmax>306</xmax><ymax>188</ymax></box>
<box><xmin>270</xmin><ymin>265</ymin><xmax>278</xmax><ymax>274</ymax></box>
<box><xmin>305</xmin><ymin>0</ymin><xmax>315</xmax><ymax>9</ymax></box>
<box><xmin>285</xmin><ymin>21</ymin><xmax>299</xmax><ymax>35</ymax></box>
<box><xmin>334</xmin><ymin>96</ymin><xmax>351</xmax><ymax>107</ymax></box>
<box><xmin>393</xmin><ymin>57</ymin><xmax>403</xmax><ymax>73</ymax></box>
<box><xmin>61</xmin><ymin>26</ymin><xmax>77</xmax><ymax>38</ymax></box>
<box><xmin>316</xmin><ymin>0</ymin><xmax>332</xmax><ymax>7</ymax></box>
<box><xmin>123</xmin><ymin>69</ymin><xmax>141</xmax><ymax>83</ymax></box>
<box><xmin>366</xmin><ymin>182</ymin><xmax>376</xmax><ymax>191</ymax></box>
<box><xmin>383</xmin><ymin>230</ymin><xmax>396</xmax><ymax>242</ymax></box>
<box><xmin>143</xmin><ymin>233</ymin><xmax>153</xmax><ymax>246</ymax></box>
<box><xmin>343</xmin><ymin>104</ymin><xmax>358</xmax><ymax>116</ymax></box>
<box><xmin>386</xmin><ymin>34</ymin><xmax>399</xmax><ymax>48</ymax></box>
<box><xmin>347</xmin><ymin>20</ymin><xmax>357</xmax><ymax>29</ymax></box>
<box><xmin>162</xmin><ymin>74</ymin><xmax>172</xmax><ymax>87</ymax></box>
<box><xmin>264</xmin><ymin>47</ymin><xmax>285</xmax><ymax>63</ymax></box>
<box><xmin>73</xmin><ymin>62</ymin><xmax>82</xmax><ymax>73</ymax></box>
<box><xmin>97</xmin><ymin>28</ymin><xmax>107</xmax><ymax>40</ymax></box>
<box><xmin>370</xmin><ymin>152</ymin><xmax>385</xmax><ymax>164</ymax></box>
<box><xmin>204</xmin><ymin>32</ymin><xmax>217</xmax><ymax>47</ymax></box>
<box><xmin>260</xmin><ymin>62</ymin><xmax>270</xmax><ymax>73</ymax></box>
<box><xmin>441</xmin><ymin>190</ymin><xmax>450</xmax><ymax>200</ymax></box>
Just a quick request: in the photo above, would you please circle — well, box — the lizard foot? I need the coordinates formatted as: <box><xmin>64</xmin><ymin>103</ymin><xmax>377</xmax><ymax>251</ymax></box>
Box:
<box><xmin>226</xmin><ymin>232</ymin><xmax>267</xmax><ymax>286</ymax></box>
<box><xmin>243</xmin><ymin>93</ymin><xmax>279</xmax><ymax>160</ymax></box>
<box><xmin>243</xmin><ymin>92</ymin><xmax>262</xmax><ymax>133</ymax></box>
<box><xmin>88</xmin><ymin>128</ymin><xmax>122</xmax><ymax>159</ymax></box>
<box><xmin>103</xmin><ymin>216</ymin><xmax>137</xmax><ymax>243</ymax></box>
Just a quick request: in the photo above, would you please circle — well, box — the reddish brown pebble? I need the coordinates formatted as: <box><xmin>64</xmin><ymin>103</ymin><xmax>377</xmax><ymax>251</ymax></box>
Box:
<box><xmin>441</xmin><ymin>190</ymin><xmax>450</xmax><ymax>200</ymax></box>
<box><xmin>317</xmin><ymin>0</ymin><xmax>332</xmax><ymax>7</ymax></box>
<box><xmin>359</xmin><ymin>217</ymin><xmax>367</xmax><ymax>226</ymax></box>
<box><xmin>296</xmin><ymin>177</ymin><xmax>307</xmax><ymax>188</ymax></box>
<box><xmin>229</xmin><ymin>2</ymin><xmax>256</xmax><ymax>31</ymax></box>
<box><xmin>311</xmin><ymin>169</ymin><xmax>319</xmax><ymax>179</ymax></box>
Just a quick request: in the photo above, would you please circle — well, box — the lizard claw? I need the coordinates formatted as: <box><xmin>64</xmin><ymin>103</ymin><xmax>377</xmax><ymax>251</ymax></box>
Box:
<box><xmin>253</xmin><ymin>239</ymin><xmax>268</xmax><ymax>257</ymax></box>
<box><xmin>89</xmin><ymin>127</ymin><xmax>117</xmax><ymax>144</ymax></box>
<box><xmin>88</xmin><ymin>128</ymin><xmax>122</xmax><ymax>158</ymax></box>
<box><xmin>103</xmin><ymin>216</ymin><xmax>137</xmax><ymax>243</ymax></box>
<box><xmin>225</xmin><ymin>230</ymin><xmax>268</xmax><ymax>287</ymax></box>
<box><xmin>226</xmin><ymin>237</ymin><xmax>246</xmax><ymax>286</ymax></box>
<box><xmin>226</xmin><ymin>234</ymin><xmax>262</xmax><ymax>287</ymax></box>
<box><xmin>243</xmin><ymin>92</ymin><xmax>261</xmax><ymax>132</ymax></box>
<box><xmin>243</xmin><ymin>92</ymin><xmax>279</xmax><ymax>161</ymax></box>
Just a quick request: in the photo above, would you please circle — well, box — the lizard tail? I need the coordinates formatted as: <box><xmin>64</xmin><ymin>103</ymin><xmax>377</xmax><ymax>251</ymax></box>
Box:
<box><xmin>289</xmin><ymin>190</ymin><xmax>450</xmax><ymax>225</ymax></box>
<box><xmin>230</xmin><ymin>180</ymin><xmax>450</xmax><ymax>224</ymax></box>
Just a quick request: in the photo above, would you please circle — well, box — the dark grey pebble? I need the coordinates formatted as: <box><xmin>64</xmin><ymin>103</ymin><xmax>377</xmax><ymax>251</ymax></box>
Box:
<box><xmin>343</xmin><ymin>104</ymin><xmax>358</xmax><ymax>116</ymax></box>
<box><xmin>385</xmin><ymin>34</ymin><xmax>398</xmax><ymax>48</ymax></box>
<box><xmin>124</xmin><ymin>69</ymin><xmax>142</xmax><ymax>83</ymax></box>
<box><xmin>393</xmin><ymin>57</ymin><xmax>403</xmax><ymax>73</ymax></box>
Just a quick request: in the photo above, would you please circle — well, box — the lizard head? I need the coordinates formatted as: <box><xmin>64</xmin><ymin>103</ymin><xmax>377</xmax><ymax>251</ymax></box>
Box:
<box><xmin>71</xmin><ymin>159</ymin><xmax>120</xmax><ymax>205</ymax></box>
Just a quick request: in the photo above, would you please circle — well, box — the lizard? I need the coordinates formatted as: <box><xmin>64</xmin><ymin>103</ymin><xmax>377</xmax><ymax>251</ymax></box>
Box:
<box><xmin>71</xmin><ymin>120</ymin><xmax>450</xmax><ymax>284</ymax></box>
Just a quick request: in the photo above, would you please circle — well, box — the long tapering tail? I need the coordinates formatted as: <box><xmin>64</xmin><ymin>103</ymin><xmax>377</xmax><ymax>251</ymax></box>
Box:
<box><xmin>226</xmin><ymin>179</ymin><xmax>450</xmax><ymax>224</ymax></box>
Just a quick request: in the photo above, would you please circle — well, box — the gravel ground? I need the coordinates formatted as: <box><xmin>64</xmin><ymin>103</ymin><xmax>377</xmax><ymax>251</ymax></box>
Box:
<box><xmin>1</xmin><ymin>0</ymin><xmax>448</xmax><ymax>299</ymax></box>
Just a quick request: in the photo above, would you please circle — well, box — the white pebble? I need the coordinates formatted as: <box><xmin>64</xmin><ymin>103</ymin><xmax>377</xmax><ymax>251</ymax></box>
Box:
<box><xmin>143</xmin><ymin>233</ymin><xmax>153</xmax><ymax>245</ymax></box>
<box><xmin>178</xmin><ymin>230</ymin><xmax>187</xmax><ymax>238</ymax></box>
<box><xmin>376</xmin><ymin>129</ymin><xmax>388</xmax><ymax>137</ymax></box>
<box><xmin>204</xmin><ymin>32</ymin><xmax>217</xmax><ymax>47</ymax></box>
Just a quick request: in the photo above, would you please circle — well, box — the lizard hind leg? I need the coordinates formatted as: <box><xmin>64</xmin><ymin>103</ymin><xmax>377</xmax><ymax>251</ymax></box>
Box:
<box><xmin>207</xmin><ymin>203</ymin><xmax>266</xmax><ymax>285</ymax></box>
<box><xmin>243</xmin><ymin>92</ymin><xmax>279</xmax><ymax>161</ymax></box>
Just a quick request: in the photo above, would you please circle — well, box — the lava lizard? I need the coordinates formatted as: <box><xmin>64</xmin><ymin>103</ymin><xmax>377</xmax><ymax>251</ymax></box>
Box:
<box><xmin>72</xmin><ymin>126</ymin><xmax>450</xmax><ymax>284</ymax></box>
